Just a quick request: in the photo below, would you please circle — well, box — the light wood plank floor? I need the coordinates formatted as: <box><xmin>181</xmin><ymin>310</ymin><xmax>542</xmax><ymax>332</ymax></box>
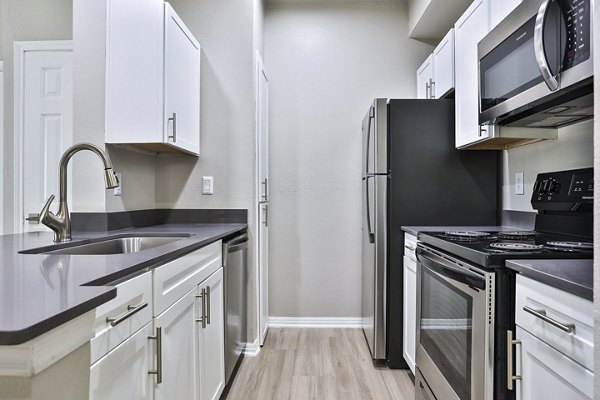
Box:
<box><xmin>225</xmin><ymin>328</ymin><xmax>415</xmax><ymax>400</ymax></box>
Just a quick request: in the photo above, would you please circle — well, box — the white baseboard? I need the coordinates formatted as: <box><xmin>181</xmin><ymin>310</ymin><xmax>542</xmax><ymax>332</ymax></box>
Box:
<box><xmin>243</xmin><ymin>339</ymin><xmax>261</xmax><ymax>357</ymax></box>
<box><xmin>268</xmin><ymin>317</ymin><xmax>362</xmax><ymax>328</ymax></box>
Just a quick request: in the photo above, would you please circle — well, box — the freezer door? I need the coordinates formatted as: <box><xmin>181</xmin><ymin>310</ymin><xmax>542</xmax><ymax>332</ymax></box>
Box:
<box><xmin>362</xmin><ymin>99</ymin><xmax>388</xmax><ymax>176</ymax></box>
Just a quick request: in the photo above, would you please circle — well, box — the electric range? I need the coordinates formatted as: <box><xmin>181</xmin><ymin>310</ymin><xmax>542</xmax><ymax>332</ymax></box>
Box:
<box><xmin>414</xmin><ymin>167</ymin><xmax>593</xmax><ymax>400</ymax></box>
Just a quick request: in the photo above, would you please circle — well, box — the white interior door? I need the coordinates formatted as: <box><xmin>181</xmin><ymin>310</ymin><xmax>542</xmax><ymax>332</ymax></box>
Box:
<box><xmin>256</xmin><ymin>52</ymin><xmax>269</xmax><ymax>346</ymax></box>
<box><xmin>15</xmin><ymin>42</ymin><xmax>73</xmax><ymax>233</ymax></box>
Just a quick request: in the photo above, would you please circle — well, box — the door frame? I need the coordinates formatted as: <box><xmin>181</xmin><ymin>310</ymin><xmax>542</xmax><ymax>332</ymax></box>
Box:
<box><xmin>0</xmin><ymin>60</ymin><xmax>4</xmax><ymax>235</ymax></box>
<box><xmin>255</xmin><ymin>50</ymin><xmax>269</xmax><ymax>347</ymax></box>
<box><xmin>13</xmin><ymin>40</ymin><xmax>73</xmax><ymax>233</ymax></box>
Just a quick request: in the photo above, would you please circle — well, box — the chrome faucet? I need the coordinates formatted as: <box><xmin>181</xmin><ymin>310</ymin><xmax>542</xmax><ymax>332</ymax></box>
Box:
<box><xmin>40</xmin><ymin>143</ymin><xmax>120</xmax><ymax>242</ymax></box>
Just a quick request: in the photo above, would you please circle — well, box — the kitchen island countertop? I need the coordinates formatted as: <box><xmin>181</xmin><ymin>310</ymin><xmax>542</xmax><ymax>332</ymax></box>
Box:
<box><xmin>0</xmin><ymin>223</ymin><xmax>246</xmax><ymax>345</ymax></box>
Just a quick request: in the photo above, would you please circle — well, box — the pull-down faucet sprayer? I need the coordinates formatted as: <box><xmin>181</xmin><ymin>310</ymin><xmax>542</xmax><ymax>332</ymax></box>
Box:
<box><xmin>40</xmin><ymin>143</ymin><xmax>120</xmax><ymax>242</ymax></box>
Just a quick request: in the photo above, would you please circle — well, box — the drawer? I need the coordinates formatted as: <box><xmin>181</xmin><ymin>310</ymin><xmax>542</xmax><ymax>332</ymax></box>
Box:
<box><xmin>404</xmin><ymin>233</ymin><xmax>417</xmax><ymax>262</ymax></box>
<box><xmin>153</xmin><ymin>240</ymin><xmax>222</xmax><ymax>316</ymax></box>
<box><xmin>516</xmin><ymin>275</ymin><xmax>593</xmax><ymax>370</ymax></box>
<box><xmin>91</xmin><ymin>271</ymin><xmax>153</xmax><ymax>364</ymax></box>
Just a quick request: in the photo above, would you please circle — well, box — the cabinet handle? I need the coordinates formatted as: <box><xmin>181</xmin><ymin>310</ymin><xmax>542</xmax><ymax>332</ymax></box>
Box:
<box><xmin>195</xmin><ymin>289</ymin><xmax>207</xmax><ymax>328</ymax></box>
<box><xmin>506</xmin><ymin>330</ymin><xmax>522</xmax><ymax>390</ymax></box>
<box><xmin>478</xmin><ymin>126</ymin><xmax>487</xmax><ymax>137</ymax></box>
<box><xmin>404</xmin><ymin>244</ymin><xmax>416</xmax><ymax>252</ymax></box>
<box><xmin>523</xmin><ymin>306</ymin><xmax>575</xmax><ymax>333</ymax></box>
<box><xmin>168</xmin><ymin>112</ymin><xmax>177</xmax><ymax>143</ymax></box>
<box><xmin>425</xmin><ymin>81</ymin><xmax>430</xmax><ymax>99</ymax></box>
<box><xmin>261</xmin><ymin>179</ymin><xmax>268</xmax><ymax>201</ymax></box>
<box><xmin>206</xmin><ymin>285</ymin><xmax>211</xmax><ymax>325</ymax></box>
<box><xmin>148</xmin><ymin>327</ymin><xmax>162</xmax><ymax>384</ymax></box>
<box><xmin>105</xmin><ymin>302</ymin><xmax>148</xmax><ymax>327</ymax></box>
<box><xmin>262</xmin><ymin>204</ymin><xmax>269</xmax><ymax>227</ymax></box>
<box><xmin>430</xmin><ymin>78</ymin><xmax>436</xmax><ymax>99</ymax></box>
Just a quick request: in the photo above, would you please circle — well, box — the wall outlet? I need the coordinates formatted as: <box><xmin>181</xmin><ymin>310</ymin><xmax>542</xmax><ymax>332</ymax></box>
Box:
<box><xmin>515</xmin><ymin>171</ymin><xmax>524</xmax><ymax>195</ymax></box>
<box><xmin>202</xmin><ymin>176</ymin><xmax>214</xmax><ymax>195</ymax></box>
<box><xmin>113</xmin><ymin>173</ymin><xmax>122</xmax><ymax>196</ymax></box>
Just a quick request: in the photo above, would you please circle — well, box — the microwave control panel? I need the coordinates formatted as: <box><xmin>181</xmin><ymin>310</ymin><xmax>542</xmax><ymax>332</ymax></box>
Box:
<box><xmin>531</xmin><ymin>168</ymin><xmax>593</xmax><ymax>211</ymax></box>
<box><xmin>562</xmin><ymin>0</ymin><xmax>590</xmax><ymax>69</ymax></box>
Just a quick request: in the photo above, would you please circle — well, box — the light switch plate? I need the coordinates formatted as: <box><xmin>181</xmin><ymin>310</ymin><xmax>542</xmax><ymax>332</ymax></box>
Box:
<box><xmin>113</xmin><ymin>173</ymin><xmax>122</xmax><ymax>196</ymax></box>
<box><xmin>202</xmin><ymin>176</ymin><xmax>214</xmax><ymax>195</ymax></box>
<box><xmin>515</xmin><ymin>171</ymin><xmax>524</xmax><ymax>195</ymax></box>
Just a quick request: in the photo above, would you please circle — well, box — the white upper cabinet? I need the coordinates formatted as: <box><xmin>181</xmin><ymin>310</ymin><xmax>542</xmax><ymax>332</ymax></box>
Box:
<box><xmin>416</xmin><ymin>55</ymin><xmax>434</xmax><ymax>99</ymax></box>
<box><xmin>432</xmin><ymin>28</ymin><xmax>455</xmax><ymax>99</ymax></box>
<box><xmin>454</xmin><ymin>0</ymin><xmax>490</xmax><ymax>148</ymax></box>
<box><xmin>104</xmin><ymin>0</ymin><xmax>164</xmax><ymax>147</ymax></box>
<box><xmin>163</xmin><ymin>3</ymin><xmax>201</xmax><ymax>155</ymax></box>
<box><xmin>76</xmin><ymin>0</ymin><xmax>201</xmax><ymax>156</ymax></box>
<box><xmin>490</xmin><ymin>0</ymin><xmax>522</xmax><ymax>30</ymax></box>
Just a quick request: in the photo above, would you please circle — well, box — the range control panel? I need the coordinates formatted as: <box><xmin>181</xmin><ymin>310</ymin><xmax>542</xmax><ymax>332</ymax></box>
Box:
<box><xmin>531</xmin><ymin>167</ymin><xmax>593</xmax><ymax>212</ymax></box>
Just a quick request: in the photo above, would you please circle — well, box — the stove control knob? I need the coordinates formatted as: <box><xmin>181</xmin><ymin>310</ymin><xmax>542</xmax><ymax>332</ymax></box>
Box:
<box><xmin>539</xmin><ymin>180</ymin><xmax>548</xmax><ymax>193</ymax></box>
<box><xmin>533</xmin><ymin>180</ymin><xmax>541</xmax><ymax>192</ymax></box>
<box><xmin>548</xmin><ymin>180</ymin><xmax>559</xmax><ymax>193</ymax></box>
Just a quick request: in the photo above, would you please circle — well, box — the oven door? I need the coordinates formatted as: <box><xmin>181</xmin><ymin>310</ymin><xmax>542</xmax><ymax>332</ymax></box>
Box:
<box><xmin>416</xmin><ymin>245</ymin><xmax>494</xmax><ymax>400</ymax></box>
<box><xmin>478</xmin><ymin>0</ymin><xmax>592</xmax><ymax>126</ymax></box>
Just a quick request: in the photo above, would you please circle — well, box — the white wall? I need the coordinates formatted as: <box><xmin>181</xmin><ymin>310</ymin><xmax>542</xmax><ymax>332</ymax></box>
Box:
<box><xmin>265</xmin><ymin>1</ymin><xmax>432</xmax><ymax>319</ymax></box>
<box><xmin>501</xmin><ymin>120</ymin><xmax>594</xmax><ymax>212</ymax></box>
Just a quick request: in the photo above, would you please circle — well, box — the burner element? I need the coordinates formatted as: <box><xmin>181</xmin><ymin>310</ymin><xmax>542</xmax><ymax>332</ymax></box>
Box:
<box><xmin>545</xmin><ymin>241</ymin><xmax>593</xmax><ymax>251</ymax></box>
<box><xmin>444</xmin><ymin>231</ymin><xmax>491</xmax><ymax>238</ymax></box>
<box><xmin>489</xmin><ymin>242</ymin><xmax>544</xmax><ymax>251</ymax></box>
<box><xmin>497</xmin><ymin>231</ymin><xmax>536</xmax><ymax>239</ymax></box>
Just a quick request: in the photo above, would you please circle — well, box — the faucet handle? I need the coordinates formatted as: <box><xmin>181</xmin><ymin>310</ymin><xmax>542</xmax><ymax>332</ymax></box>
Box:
<box><xmin>39</xmin><ymin>194</ymin><xmax>56</xmax><ymax>224</ymax></box>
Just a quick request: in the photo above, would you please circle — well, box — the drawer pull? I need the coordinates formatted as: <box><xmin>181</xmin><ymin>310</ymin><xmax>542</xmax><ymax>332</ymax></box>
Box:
<box><xmin>404</xmin><ymin>244</ymin><xmax>416</xmax><ymax>252</ymax></box>
<box><xmin>523</xmin><ymin>306</ymin><xmax>575</xmax><ymax>333</ymax></box>
<box><xmin>106</xmin><ymin>302</ymin><xmax>148</xmax><ymax>327</ymax></box>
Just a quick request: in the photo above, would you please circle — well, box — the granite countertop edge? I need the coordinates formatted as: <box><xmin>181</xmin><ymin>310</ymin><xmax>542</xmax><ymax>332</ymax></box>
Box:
<box><xmin>0</xmin><ymin>223</ymin><xmax>247</xmax><ymax>345</ymax></box>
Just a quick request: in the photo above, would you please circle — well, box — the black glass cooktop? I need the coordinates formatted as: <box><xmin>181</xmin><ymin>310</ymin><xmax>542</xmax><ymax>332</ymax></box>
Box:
<box><xmin>418</xmin><ymin>230</ymin><xmax>593</xmax><ymax>268</ymax></box>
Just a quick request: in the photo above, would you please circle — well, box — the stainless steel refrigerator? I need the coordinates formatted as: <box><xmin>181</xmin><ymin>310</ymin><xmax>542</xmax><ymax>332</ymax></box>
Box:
<box><xmin>361</xmin><ymin>98</ymin><xmax>498</xmax><ymax>367</ymax></box>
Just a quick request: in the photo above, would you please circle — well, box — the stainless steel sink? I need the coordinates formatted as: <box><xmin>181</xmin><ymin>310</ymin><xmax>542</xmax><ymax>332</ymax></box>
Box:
<box><xmin>20</xmin><ymin>235</ymin><xmax>190</xmax><ymax>255</ymax></box>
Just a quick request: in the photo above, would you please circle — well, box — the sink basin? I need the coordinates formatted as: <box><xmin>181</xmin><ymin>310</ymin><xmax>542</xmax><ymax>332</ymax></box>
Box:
<box><xmin>20</xmin><ymin>234</ymin><xmax>190</xmax><ymax>255</ymax></box>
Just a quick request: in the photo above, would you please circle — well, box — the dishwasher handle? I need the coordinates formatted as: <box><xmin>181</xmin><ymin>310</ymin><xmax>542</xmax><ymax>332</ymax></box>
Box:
<box><xmin>228</xmin><ymin>235</ymin><xmax>248</xmax><ymax>253</ymax></box>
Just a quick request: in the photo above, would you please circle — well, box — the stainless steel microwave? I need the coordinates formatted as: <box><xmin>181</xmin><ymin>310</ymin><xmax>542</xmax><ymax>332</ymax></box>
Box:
<box><xmin>478</xmin><ymin>0</ymin><xmax>593</xmax><ymax>128</ymax></box>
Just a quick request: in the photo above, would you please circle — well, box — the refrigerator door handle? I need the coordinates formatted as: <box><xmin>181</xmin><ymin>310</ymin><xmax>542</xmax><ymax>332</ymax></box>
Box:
<box><xmin>364</xmin><ymin>106</ymin><xmax>375</xmax><ymax>176</ymax></box>
<box><xmin>365</xmin><ymin>175</ymin><xmax>375</xmax><ymax>244</ymax></box>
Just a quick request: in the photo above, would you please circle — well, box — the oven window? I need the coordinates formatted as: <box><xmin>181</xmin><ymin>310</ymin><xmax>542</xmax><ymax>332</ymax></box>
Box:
<box><xmin>420</xmin><ymin>266</ymin><xmax>473</xmax><ymax>400</ymax></box>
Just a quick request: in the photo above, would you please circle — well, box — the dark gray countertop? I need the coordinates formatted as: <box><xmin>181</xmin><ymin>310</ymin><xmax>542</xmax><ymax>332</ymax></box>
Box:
<box><xmin>0</xmin><ymin>223</ymin><xmax>246</xmax><ymax>345</ymax></box>
<box><xmin>506</xmin><ymin>259</ymin><xmax>593</xmax><ymax>301</ymax></box>
<box><xmin>401</xmin><ymin>226</ymin><xmax>519</xmax><ymax>236</ymax></box>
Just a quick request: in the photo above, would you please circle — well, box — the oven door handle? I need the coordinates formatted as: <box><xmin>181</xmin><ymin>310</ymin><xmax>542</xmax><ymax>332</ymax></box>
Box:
<box><xmin>417</xmin><ymin>248</ymin><xmax>485</xmax><ymax>290</ymax></box>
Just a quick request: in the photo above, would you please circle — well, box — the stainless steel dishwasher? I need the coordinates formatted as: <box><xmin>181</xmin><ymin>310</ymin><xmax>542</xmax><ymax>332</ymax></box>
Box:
<box><xmin>223</xmin><ymin>233</ymin><xmax>248</xmax><ymax>386</ymax></box>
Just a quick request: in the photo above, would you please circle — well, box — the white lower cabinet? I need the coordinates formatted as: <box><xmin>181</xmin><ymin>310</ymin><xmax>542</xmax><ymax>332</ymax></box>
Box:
<box><xmin>90</xmin><ymin>323</ymin><xmax>155</xmax><ymax>400</ymax></box>
<box><xmin>402</xmin><ymin>233</ymin><xmax>417</xmax><ymax>375</ymax></box>
<box><xmin>154</xmin><ymin>288</ymin><xmax>198</xmax><ymax>400</ymax></box>
<box><xmin>516</xmin><ymin>327</ymin><xmax>593</xmax><ymax>400</ymax></box>
<box><xmin>196</xmin><ymin>268</ymin><xmax>225</xmax><ymax>400</ymax></box>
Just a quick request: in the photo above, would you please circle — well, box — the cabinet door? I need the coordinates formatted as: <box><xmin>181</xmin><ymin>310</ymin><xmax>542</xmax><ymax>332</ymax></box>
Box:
<box><xmin>416</xmin><ymin>55</ymin><xmax>434</xmax><ymax>99</ymax></box>
<box><xmin>490</xmin><ymin>0</ymin><xmax>522</xmax><ymax>29</ymax></box>
<box><xmin>164</xmin><ymin>3</ymin><xmax>201</xmax><ymax>155</ymax></box>
<box><xmin>402</xmin><ymin>255</ymin><xmax>417</xmax><ymax>375</ymax></box>
<box><xmin>90</xmin><ymin>323</ymin><xmax>154</xmax><ymax>400</ymax></box>
<box><xmin>432</xmin><ymin>29</ymin><xmax>454</xmax><ymax>99</ymax></box>
<box><xmin>154</xmin><ymin>289</ymin><xmax>198</xmax><ymax>400</ymax></box>
<box><xmin>197</xmin><ymin>268</ymin><xmax>225</xmax><ymax>400</ymax></box>
<box><xmin>454</xmin><ymin>0</ymin><xmax>489</xmax><ymax>148</ymax></box>
<box><xmin>516</xmin><ymin>327</ymin><xmax>593</xmax><ymax>400</ymax></box>
<box><xmin>105</xmin><ymin>0</ymin><xmax>164</xmax><ymax>144</ymax></box>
